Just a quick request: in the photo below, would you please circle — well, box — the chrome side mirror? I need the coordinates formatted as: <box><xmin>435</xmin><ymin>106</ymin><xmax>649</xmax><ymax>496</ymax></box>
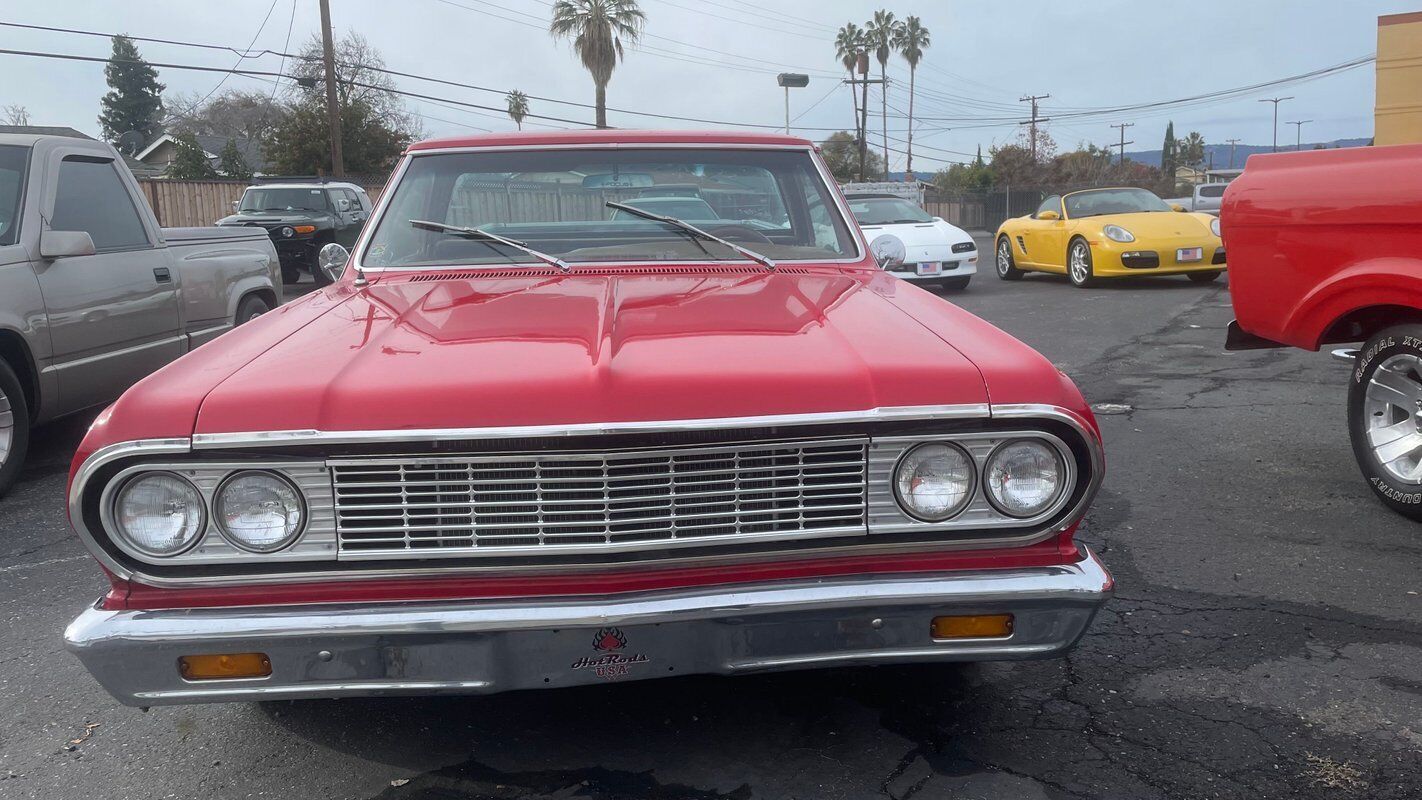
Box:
<box><xmin>318</xmin><ymin>242</ymin><xmax>350</xmax><ymax>283</ymax></box>
<box><xmin>869</xmin><ymin>234</ymin><xmax>906</xmax><ymax>270</ymax></box>
<box><xmin>39</xmin><ymin>230</ymin><xmax>97</xmax><ymax>259</ymax></box>
<box><xmin>231</xmin><ymin>200</ymin><xmax>240</xmax><ymax>212</ymax></box>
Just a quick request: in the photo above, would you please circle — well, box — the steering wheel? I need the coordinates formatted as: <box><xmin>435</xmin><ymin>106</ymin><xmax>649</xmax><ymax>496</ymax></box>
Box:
<box><xmin>706</xmin><ymin>225</ymin><xmax>773</xmax><ymax>244</ymax></box>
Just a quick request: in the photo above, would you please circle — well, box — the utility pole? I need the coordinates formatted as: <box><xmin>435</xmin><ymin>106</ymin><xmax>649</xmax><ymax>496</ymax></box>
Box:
<box><xmin>1019</xmin><ymin>94</ymin><xmax>1050</xmax><ymax>161</ymax></box>
<box><xmin>318</xmin><ymin>0</ymin><xmax>345</xmax><ymax>177</ymax></box>
<box><xmin>842</xmin><ymin>52</ymin><xmax>884</xmax><ymax>182</ymax></box>
<box><xmin>1225</xmin><ymin>138</ymin><xmax>1241</xmax><ymax>168</ymax></box>
<box><xmin>1109</xmin><ymin>122</ymin><xmax>1135</xmax><ymax>165</ymax></box>
<box><xmin>1287</xmin><ymin>120</ymin><xmax>1313</xmax><ymax>151</ymax></box>
<box><xmin>1258</xmin><ymin>97</ymin><xmax>1293</xmax><ymax>153</ymax></box>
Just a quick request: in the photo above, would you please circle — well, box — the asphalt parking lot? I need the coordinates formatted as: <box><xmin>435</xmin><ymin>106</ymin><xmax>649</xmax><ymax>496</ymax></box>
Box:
<box><xmin>2</xmin><ymin>242</ymin><xmax>1420</xmax><ymax>800</ymax></box>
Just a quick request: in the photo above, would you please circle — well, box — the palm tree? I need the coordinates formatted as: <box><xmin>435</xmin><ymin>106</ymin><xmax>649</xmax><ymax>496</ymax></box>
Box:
<box><xmin>506</xmin><ymin>90</ymin><xmax>529</xmax><ymax>131</ymax></box>
<box><xmin>549</xmin><ymin>0</ymin><xmax>646</xmax><ymax>129</ymax></box>
<box><xmin>892</xmin><ymin>17</ymin><xmax>930</xmax><ymax>180</ymax></box>
<box><xmin>864</xmin><ymin>10</ymin><xmax>896</xmax><ymax>179</ymax></box>
<box><xmin>833</xmin><ymin>23</ymin><xmax>864</xmax><ymax>144</ymax></box>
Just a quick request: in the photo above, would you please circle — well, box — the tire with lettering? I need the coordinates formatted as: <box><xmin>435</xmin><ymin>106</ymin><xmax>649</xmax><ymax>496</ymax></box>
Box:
<box><xmin>1347</xmin><ymin>324</ymin><xmax>1422</xmax><ymax>521</ymax></box>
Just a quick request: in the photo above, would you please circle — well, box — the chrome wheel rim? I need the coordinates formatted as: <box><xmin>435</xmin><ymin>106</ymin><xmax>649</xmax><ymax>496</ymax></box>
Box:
<box><xmin>1364</xmin><ymin>353</ymin><xmax>1422</xmax><ymax>484</ymax></box>
<box><xmin>1069</xmin><ymin>243</ymin><xmax>1090</xmax><ymax>284</ymax></box>
<box><xmin>996</xmin><ymin>240</ymin><xmax>1011</xmax><ymax>276</ymax></box>
<box><xmin>0</xmin><ymin>384</ymin><xmax>12</xmax><ymax>467</ymax></box>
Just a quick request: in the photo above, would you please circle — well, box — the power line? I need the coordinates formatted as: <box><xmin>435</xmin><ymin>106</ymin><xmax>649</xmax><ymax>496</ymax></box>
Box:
<box><xmin>194</xmin><ymin>0</ymin><xmax>282</xmax><ymax>105</ymax></box>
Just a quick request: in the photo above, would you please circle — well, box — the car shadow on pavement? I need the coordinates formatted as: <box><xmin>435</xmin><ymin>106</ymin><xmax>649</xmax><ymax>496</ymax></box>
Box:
<box><xmin>257</xmin><ymin>663</ymin><xmax>987</xmax><ymax>798</ymax></box>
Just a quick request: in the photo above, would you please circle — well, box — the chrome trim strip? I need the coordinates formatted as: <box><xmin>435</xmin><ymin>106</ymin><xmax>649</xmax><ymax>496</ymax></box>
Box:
<box><xmin>69</xmin><ymin>404</ymin><xmax>1102</xmax><ymax>589</ymax></box>
<box><xmin>40</xmin><ymin>336</ymin><xmax>187</xmax><ymax>374</ymax></box>
<box><xmin>190</xmin><ymin>404</ymin><xmax>993</xmax><ymax>449</ymax></box>
<box><xmin>350</xmin><ymin>143</ymin><xmax>868</xmax><ymax>274</ymax></box>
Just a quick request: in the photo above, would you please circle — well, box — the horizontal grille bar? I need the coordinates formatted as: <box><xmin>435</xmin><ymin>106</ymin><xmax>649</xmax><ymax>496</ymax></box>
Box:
<box><xmin>330</xmin><ymin>438</ymin><xmax>869</xmax><ymax>559</ymax></box>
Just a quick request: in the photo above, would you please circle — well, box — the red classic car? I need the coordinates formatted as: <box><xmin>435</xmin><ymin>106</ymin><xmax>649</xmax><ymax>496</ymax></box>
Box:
<box><xmin>1224</xmin><ymin>143</ymin><xmax>1422</xmax><ymax>520</ymax></box>
<box><xmin>64</xmin><ymin>131</ymin><xmax>1110</xmax><ymax>706</ymax></box>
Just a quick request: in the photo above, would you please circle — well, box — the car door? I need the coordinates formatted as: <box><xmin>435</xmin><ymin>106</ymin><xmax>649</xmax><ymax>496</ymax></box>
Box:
<box><xmin>1032</xmin><ymin>195</ymin><xmax>1071</xmax><ymax>272</ymax></box>
<box><xmin>35</xmin><ymin>149</ymin><xmax>183</xmax><ymax>415</ymax></box>
<box><xmin>1019</xmin><ymin>195</ymin><xmax>1065</xmax><ymax>270</ymax></box>
<box><xmin>332</xmin><ymin>188</ymin><xmax>364</xmax><ymax>248</ymax></box>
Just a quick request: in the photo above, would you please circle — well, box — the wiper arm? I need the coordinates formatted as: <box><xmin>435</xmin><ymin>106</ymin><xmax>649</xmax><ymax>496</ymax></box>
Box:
<box><xmin>410</xmin><ymin>219</ymin><xmax>570</xmax><ymax>272</ymax></box>
<box><xmin>605</xmin><ymin>201</ymin><xmax>776</xmax><ymax>271</ymax></box>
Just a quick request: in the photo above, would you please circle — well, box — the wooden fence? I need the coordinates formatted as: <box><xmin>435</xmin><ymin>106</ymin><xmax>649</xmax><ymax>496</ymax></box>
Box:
<box><xmin>135</xmin><ymin>179</ymin><xmax>386</xmax><ymax>228</ymax></box>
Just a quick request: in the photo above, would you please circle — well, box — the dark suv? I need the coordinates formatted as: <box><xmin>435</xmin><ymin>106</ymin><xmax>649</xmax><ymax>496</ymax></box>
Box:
<box><xmin>216</xmin><ymin>182</ymin><xmax>373</xmax><ymax>285</ymax></box>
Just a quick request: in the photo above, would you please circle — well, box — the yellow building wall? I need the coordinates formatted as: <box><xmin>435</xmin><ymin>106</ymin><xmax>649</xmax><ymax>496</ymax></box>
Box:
<box><xmin>1376</xmin><ymin>11</ymin><xmax>1422</xmax><ymax>145</ymax></box>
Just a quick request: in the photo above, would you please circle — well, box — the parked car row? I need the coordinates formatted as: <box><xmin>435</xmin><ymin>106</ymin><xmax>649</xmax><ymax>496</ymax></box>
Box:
<box><xmin>0</xmin><ymin>133</ymin><xmax>280</xmax><ymax>495</ymax></box>
<box><xmin>10</xmin><ymin>127</ymin><xmax>1411</xmax><ymax>713</ymax></box>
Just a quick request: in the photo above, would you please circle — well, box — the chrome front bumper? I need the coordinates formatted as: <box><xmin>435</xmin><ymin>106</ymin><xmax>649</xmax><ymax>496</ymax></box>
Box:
<box><xmin>65</xmin><ymin>548</ymin><xmax>1111</xmax><ymax>706</ymax></box>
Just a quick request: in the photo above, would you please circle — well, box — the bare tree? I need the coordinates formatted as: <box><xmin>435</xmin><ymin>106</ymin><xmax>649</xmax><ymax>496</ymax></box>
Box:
<box><xmin>2</xmin><ymin>105</ymin><xmax>30</xmax><ymax>126</ymax></box>
<box><xmin>165</xmin><ymin>89</ymin><xmax>286</xmax><ymax>143</ymax></box>
<box><xmin>287</xmin><ymin>31</ymin><xmax>422</xmax><ymax>138</ymax></box>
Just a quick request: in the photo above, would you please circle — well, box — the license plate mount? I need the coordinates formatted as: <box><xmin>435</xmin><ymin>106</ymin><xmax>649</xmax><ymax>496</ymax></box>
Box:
<box><xmin>1177</xmin><ymin>247</ymin><xmax>1204</xmax><ymax>263</ymax></box>
<box><xmin>916</xmin><ymin>262</ymin><xmax>942</xmax><ymax>276</ymax></box>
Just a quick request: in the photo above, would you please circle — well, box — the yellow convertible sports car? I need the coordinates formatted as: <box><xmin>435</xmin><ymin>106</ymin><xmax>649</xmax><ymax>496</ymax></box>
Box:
<box><xmin>993</xmin><ymin>187</ymin><xmax>1226</xmax><ymax>287</ymax></box>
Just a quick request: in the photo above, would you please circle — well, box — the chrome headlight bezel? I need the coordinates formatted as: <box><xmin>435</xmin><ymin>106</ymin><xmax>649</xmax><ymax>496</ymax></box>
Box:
<box><xmin>214</xmin><ymin>469</ymin><xmax>308</xmax><ymax>553</ymax></box>
<box><xmin>891</xmin><ymin>442</ymin><xmax>976</xmax><ymax>522</ymax></box>
<box><xmin>1102</xmin><ymin>224</ymin><xmax>1135</xmax><ymax>243</ymax></box>
<box><xmin>109</xmin><ymin>471</ymin><xmax>207</xmax><ymax>558</ymax></box>
<box><xmin>983</xmin><ymin>438</ymin><xmax>1069</xmax><ymax>519</ymax></box>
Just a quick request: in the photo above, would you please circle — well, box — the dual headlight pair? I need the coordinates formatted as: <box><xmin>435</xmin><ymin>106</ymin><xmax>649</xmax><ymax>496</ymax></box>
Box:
<box><xmin>112</xmin><ymin>470</ymin><xmax>305</xmax><ymax>558</ymax></box>
<box><xmin>894</xmin><ymin>438</ymin><xmax>1066</xmax><ymax>522</ymax></box>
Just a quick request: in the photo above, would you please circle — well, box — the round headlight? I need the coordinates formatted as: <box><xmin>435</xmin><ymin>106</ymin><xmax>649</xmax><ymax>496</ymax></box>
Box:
<box><xmin>1102</xmin><ymin>224</ymin><xmax>1135</xmax><ymax>243</ymax></box>
<box><xmin>985</xmin><ymin>440</ymin><xmax>1066</xmax><ymax>518</ymax></box>
<box><xmin>1210</xmin><ymin>216</ymin><xmax>1221</xmax><ymax>237</ymax></box>
<box><xmin>113</xmin><ymin>472</ymin><xmax>205</xmax><ymax>557</ymax></box>
<box><xmin>280</xmin><ymin>226</ymin><xmax>295</xmax><ymax>238</ymax></box>
<box><xmin>893</xmin><ymin>443</ymin><xmax>974</xmax><ymax>521</ymax></box>
<box><xmin>215</xmin><ymin>471</ymin><xmax>305</xmax><ymax>552</ymax></box>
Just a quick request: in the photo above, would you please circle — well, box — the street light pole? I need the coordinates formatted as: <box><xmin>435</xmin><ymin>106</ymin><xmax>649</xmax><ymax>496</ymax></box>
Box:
<box><xmin>1258</xmin><ymin>97</ymin><xmax>1293</xmax><ymax>153</ymax></box>
<box><xmin>777</xmin><ymin>73</ymin><xmax>808</xmax><ymax>136</ymax></box>
<box><xmin>1287</xmin><ymin>120</ymin><xmax>1313</xmax><ymax>151</ymax></box>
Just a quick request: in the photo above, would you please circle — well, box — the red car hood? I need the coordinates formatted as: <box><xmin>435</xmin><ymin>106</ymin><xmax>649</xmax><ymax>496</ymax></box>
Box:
<box><xmin>192</xmin><ymin>271</ymin><xmax>990</xmax><ymax>434</ymax></box>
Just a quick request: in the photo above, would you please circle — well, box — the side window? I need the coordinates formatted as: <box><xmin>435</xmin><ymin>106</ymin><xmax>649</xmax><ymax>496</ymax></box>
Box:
<box><xmin>798</xmin><ymin>171</ymin><xmax>849</xmax><ymax>254</ymax></box>
<box><xmin>51</xmin><ymin>157</ymin><xmax>149</xmax><ymax>251</ymax></box>
<box><xmin>1035</xmin><ymin>195</ymin><xmax>1062</xmax><ymax>219</ymax></box>
<box><xmin>347</xmin><ymin>189</ymin><xmax>365</xmax><ymax>210</ymax></box>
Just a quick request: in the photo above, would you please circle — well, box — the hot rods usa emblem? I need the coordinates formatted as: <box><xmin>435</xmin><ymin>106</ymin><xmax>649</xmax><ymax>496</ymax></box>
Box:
<box><xmin>571</xmin><ymin>627</ymin><xmax>650</xmax><ymax>680</ymax></box>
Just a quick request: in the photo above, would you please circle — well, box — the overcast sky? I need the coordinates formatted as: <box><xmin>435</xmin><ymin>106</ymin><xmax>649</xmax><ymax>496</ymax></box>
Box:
<box><xmin>1</xmin><ymin>0</ymin><xmax>1411</xmax><ymax>170</ymax></box>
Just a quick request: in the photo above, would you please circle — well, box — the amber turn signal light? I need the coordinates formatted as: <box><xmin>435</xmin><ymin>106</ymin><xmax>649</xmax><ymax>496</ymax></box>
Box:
<box><xmin>293</xmin><ymin>225</ymin><xmax>316</xmax><ymax>234</ymax></box>
<box><xmin>178</xmin><ymin>652</ymin><xmax>272</xmax><ymax>680</ymax></box>
<box><xmin>931</xmin><ymin>614</ymin><xmax>1014</xmax><ymax>639</ymax></box>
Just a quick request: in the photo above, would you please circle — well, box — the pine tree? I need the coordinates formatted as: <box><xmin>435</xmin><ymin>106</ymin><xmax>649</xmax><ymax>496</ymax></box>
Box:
<box><xmin>1160</xmin><ymin>121</ymin><xmax>1177</xmax><ymax>189</ymax></box>
<box><xmin>167</xmin><ymin>132</ymin><xmax>217</xmax><ymax>179</ymax></box>
<box><xmin>98</xmin><ymin>35</ymin><xmax>165</xmax><ymax>144</ymax></box>
<box><xmin>217</xmin><ymin>138</ymin><xmax>253</xmax><ymax>181</ymax></box>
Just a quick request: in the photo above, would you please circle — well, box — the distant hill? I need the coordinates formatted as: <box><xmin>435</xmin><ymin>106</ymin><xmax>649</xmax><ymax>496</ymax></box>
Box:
<box><xmin>1121</xmin><ymin>138</ymin><xmax>1372</xmax><ymax>169</ymax></box>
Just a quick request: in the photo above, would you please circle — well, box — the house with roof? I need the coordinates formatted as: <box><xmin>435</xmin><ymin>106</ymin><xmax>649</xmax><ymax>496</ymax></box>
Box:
<box><xmin>0</xmin><ymin>124</ymin><xmax>166</xmax><ymax>177</ymax></box>
<box><xmin>135</xmin><ymin>134</ymin><xmax>269</xmax><ymax>177</ymax></box>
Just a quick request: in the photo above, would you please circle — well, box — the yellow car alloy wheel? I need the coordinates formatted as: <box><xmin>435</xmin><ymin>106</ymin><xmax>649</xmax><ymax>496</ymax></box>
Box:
<box><xmin>1068</xmin><ymin>239</ymin><xmax>1095</xmax><ymax>288</ymax></box>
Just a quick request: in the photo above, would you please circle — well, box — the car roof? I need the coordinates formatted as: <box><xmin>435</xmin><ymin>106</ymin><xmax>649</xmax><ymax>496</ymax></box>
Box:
<box><xmin>246</xmin><ymin>182</ymin><xmax>366</xmax><ymax>191</ymax></box>
<box><xmin>407</xmin><ymin>129</ymin><xmax>815</xmax><ymax>152</ymax></box>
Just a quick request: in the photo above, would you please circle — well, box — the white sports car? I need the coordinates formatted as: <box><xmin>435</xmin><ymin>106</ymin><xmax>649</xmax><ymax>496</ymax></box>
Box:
<box><xmin>847</xmin><ymin>193</ymin><xmax>978</xmax><ymax>291</ymax></box>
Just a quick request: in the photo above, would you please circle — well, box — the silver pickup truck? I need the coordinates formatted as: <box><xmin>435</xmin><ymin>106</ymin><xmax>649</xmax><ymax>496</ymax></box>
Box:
<box><xmin>0</xmin><ymin>133</ymin><xmax>279</xmax><ymax>495</ymax></box>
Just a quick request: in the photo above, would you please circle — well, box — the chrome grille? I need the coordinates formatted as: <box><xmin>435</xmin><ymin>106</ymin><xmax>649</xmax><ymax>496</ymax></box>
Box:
<box><xmin>330</xmin><ymin>438</ymin><xmax>869</xmax><ymax>559</ymax></box>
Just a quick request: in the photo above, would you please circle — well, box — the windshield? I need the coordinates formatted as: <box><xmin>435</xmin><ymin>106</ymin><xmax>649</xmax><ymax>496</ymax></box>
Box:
<box><xmin>1064</xmin><ymin>188</ymin><xmax>1172</xmax><ymax>218</ymax></box>
<box><xmin>239</xmin><ymin>187</ymin><xmax>330</xmax><ymax>213</ymax></box>
<box><xmin>847</xmin><ymin>197</ymin><xmax>933</xmax><ymax>225</ymax></box>
<box><xmin>0</xmin><ymin>145</ymin><xmax>26</xmax><ymax>246</ymax></box>
<box><xmin>362</xmin><ymin>148</ymin><xmax>857</xmax><ymax>268</ymax></box>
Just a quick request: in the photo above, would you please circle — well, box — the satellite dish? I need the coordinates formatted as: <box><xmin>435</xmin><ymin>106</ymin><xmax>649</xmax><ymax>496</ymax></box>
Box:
<box><xmin>115</xmin><ymin>130</ymin><xmax>145</xmax><ymax>156</ymax></box>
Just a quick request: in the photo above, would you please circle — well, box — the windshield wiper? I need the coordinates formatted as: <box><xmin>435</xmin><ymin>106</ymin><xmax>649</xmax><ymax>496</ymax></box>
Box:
<box><xmin>605</xmin><ymin>201</ymin><xmax>776</xmax><ymax>271</ymax></box>
<box><xmin>410</xmin><ymin>219</ymin><xmax>570</xmax><ymax>272</ymax></box>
